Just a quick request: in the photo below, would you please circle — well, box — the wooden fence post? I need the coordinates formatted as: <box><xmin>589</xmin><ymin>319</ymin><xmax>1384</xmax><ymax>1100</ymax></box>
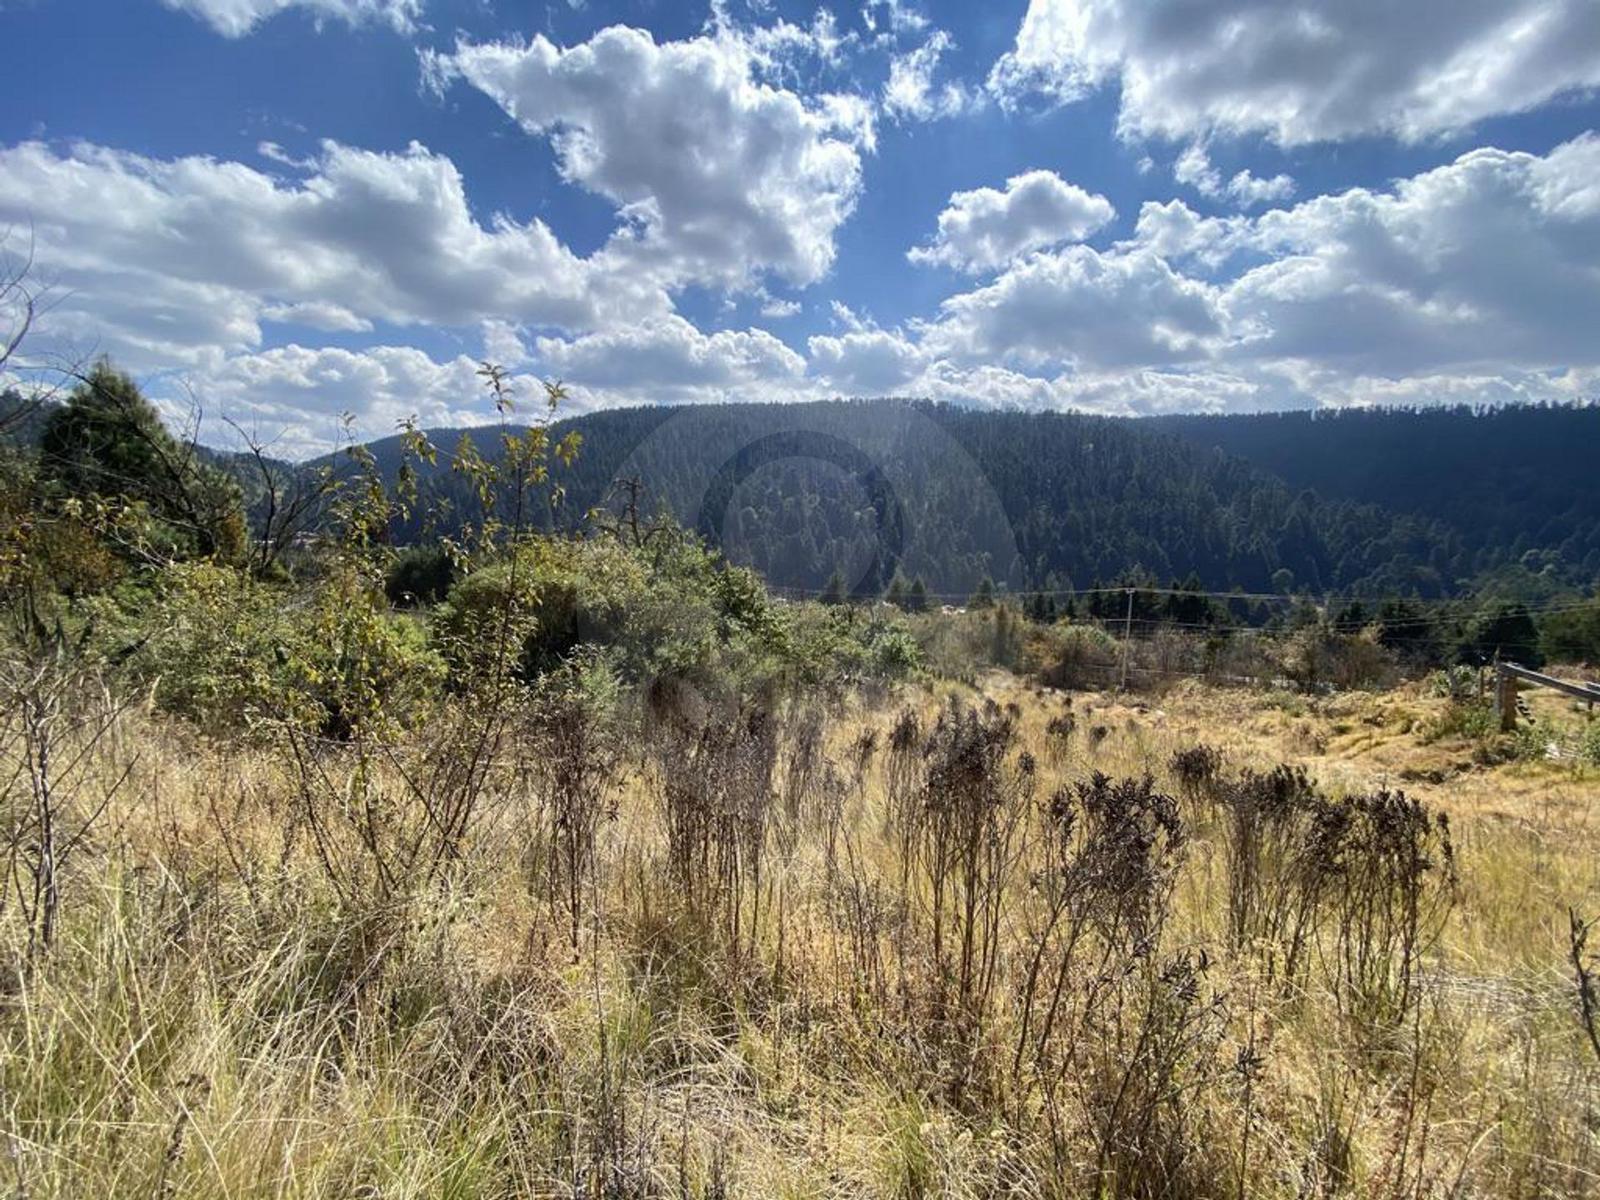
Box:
<box><xmin>1496</xmin><ymin>663</ymin><xmax>1519</xmax><ymax>732</ymax></box>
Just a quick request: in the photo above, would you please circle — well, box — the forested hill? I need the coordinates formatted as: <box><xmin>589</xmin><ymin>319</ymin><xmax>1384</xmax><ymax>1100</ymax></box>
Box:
<box><xmin>1151</xmin><ymin>405</ymin><xmax>1600</xmax><ymax>582</ymax></box>
<box><xmin>349</xmin><ymin>399</ymin><xmax>1502</xmax><ymax>600</ymax></box>
<box><xmin>14</xmin><ymin>387</ymin><xmax>1591</xmax><ymax>599</ymax></box>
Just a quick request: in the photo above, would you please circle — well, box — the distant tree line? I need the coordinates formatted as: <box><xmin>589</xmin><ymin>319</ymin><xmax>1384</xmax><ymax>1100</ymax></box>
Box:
<box><xmin>342</xmin><ymin>399</ymin><xmax>1596</xmax><ymax>606</ymax></box>
<box><xmin>8</xmin><ymin>383</ymin><xmax>1596</xmax><ymax>669</ymax></box>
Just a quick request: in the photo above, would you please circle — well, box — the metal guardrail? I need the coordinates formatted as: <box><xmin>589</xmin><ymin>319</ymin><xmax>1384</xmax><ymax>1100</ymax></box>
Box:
<box><xmin>1502</xmin><ymin>662</ymin><xmax>1600</xmax><ymax>702</ymax></box>
<box><xmin>1496</xmin><ymin>661</ymin><xmax>1600</xmax><ymax>730</ymax></box>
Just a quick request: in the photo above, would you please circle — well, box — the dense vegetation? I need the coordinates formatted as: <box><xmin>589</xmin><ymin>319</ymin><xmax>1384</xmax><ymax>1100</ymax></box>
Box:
<box><xmin>7</xmin><ymin>381</ymin><xmax>1598</xmax><ymax>672</ymax></box>
<box><xmin>12</xmin><ymin>389</ymin><xmax>1596</xmax><ymax>605</ymax></box>
<box><xmin>332</xmin><ymin>400</ymin><xmax>1597</xmax><ymax>605</ymax></box>
<box><xmin>1155</xmin><ymin>404</ymin><xmax>1600</xmax><ymax>586</ymax></box>
<box><xmin>3</xmin><ymin>370</ymin><xmax>924</xmax><ymax>734</ymax></box>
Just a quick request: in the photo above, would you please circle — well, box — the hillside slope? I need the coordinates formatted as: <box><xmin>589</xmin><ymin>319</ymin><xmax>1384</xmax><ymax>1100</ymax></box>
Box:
<box><xmin>18</xmin><ymin>388</ymin><xmax>1592</xmax><ymax>599</ymax></box>
<box><xmin>1152</xmin><ymin>405</ymin><xmax>1600</xmax><ymax>582</ymax></box>
<box><xmin>351</xmin><ymin>400</ymin><xmax>1479</xmax><ymax>598</ymax></box>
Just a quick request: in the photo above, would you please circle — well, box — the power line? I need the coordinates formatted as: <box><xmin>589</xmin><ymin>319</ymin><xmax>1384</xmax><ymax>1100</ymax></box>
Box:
<box><xmin>769</xmin><ymin>581</ymin><xmax>1597</xmax><ymax>623</ymax></box>
<box><xmin>775</xmin><ymin>581</ymin><xmax>1311</xmax><ymax>603</ymax></box>
<box><xmin>1086</xmin><ymin>600</ymin><xmax>1600</xmax><ymax>638</ymax></box>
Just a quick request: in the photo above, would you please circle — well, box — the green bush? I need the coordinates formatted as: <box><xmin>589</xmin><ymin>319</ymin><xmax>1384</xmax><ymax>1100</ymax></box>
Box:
<box><xmin>431</xmin><ymin>539</ymin><xmax>642</xmax><ymax>684</ymax></box>
<box><xmin>1421</xmin><ymin>698</ymin><xmax>1498</xmax><ymax>744</ymax></box>
<box><xmin>775</xmin><ymin>602</ymin><xmax>920</xmax><ymax>687</ymax></box>
<box><xmin>431</xmin><ymin>532</ymin><xmax>921</xmax><ymax>699</ymax></box>
<box><xmin>107</xmin><ymin>560</ymin><xmax>443</xmax><ymax>737</ymax></box>
<box><xmin>865</xmin><ymin>618</ymin><xmax>921</xmax><ymax>678</ymax></box>
<box><xmin>1426</xmin><ymin>666</ymin><xmax>1481</xmax><ymax>702</ymax></box>
<box><xmin>1509</xmin><ymin>716</ymin><xmax>1560</xmax><ymax>763</ymax></box>
<box><xmin>1036</xmin><ymin>622</ymin><xmax>1121</xmax><ymax>690</ymax></box>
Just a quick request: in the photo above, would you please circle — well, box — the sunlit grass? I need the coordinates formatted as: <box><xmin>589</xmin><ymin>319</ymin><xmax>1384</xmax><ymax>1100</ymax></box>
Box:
<box><xmin>2</xmin><ymin>674</ymin><xmax>1597</xmax><ymax>1196</ymax></box>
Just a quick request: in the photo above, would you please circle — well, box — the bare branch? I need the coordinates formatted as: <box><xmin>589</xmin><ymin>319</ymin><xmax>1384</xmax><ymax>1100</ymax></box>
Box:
<box><xmin>221</xmin><ymin>414</ymin><xmax>342</xmax><ymax>573</ymax></box>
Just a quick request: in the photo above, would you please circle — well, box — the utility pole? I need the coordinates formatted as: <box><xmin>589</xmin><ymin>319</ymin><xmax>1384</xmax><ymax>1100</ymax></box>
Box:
<box><xmin>1119</xmin><ymin>586</ymin><xmax>1135</xmax><ymax>691</ymax></box>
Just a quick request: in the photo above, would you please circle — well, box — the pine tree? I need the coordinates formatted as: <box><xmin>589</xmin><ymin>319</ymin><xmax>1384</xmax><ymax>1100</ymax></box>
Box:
<box><xmin>41</xmin><ymin>361</ymin><xmax>246</xmax><ymax>561</ymax></box>
<box><xmin>885</xmin><ymin>574</ymin><xmax>907</xmax><ymax>609</ymax></box>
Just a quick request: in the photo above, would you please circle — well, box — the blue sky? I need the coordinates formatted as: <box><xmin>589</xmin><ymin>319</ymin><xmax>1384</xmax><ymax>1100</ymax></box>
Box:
<box><xmin>2</xmin><ymin>0</ymin><xmax>1598</xmax><ymax>455</ymax></box>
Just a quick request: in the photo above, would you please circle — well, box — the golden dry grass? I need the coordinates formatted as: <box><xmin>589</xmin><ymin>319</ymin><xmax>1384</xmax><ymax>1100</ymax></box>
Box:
<box><xmin>2</xmin><ymin>671</ymin><xmax>1598</xmax><ymax>1197</ymax></box>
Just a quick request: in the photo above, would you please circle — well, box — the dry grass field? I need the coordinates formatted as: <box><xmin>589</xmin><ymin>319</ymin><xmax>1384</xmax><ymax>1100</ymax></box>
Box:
<box><xmin>3</xmin><ymin>667</ymin><xmax>1599</xmax><ymax>1198</ymax></box>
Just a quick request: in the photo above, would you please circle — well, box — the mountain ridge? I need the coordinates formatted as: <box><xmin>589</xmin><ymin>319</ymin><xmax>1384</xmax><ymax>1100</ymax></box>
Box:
<box><xmin>325</xmin><ymin>398</ymin><xmax>1596</xmax><ymax>599</ymax></box>
<box><xmin>13</xmin><ymin>389</ymin><xmax>1594</xmax><ymax>599</ymax></box>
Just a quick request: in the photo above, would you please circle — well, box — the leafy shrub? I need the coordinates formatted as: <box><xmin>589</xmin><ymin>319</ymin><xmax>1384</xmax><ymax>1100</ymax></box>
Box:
<box><xmin>110</xmin><ymin>560</ymin><xmax>443</xmax><ymax>737</ymax></box>
<box><xmin>431</xmin><ymin>538</ymin><xmax>639</xmax><ymax>684</ymax></box>
<box><xmin>0</xmin><ymin>452</ymin><xmax>126</xmax><ymax>601</ymax></box>
<box><xmin>1034</xmin><ymin>622</ymin><xmax>1120</xmax><ymax>690</ymax></box>
<box><xmin>864</xmin><ymin>618</ymin><xmax>921</xmax><ymax>678</ymax></box>
<box><xmin>781</xmin><ymin>604</ymin><xmax>920</xmax><ymax>685</ymax></box>
<box><xmin>1422</xmin><ymin>697</ymin><xmax>1498</xmax><ymax>743</ymax></box>
<box><xmin>1509</xmin><ymin>715</ymin><xmax>1561</xmax><ymax>762</ymax></box>
<box><xmin>1425</xmin><ymin>665</ymin><xmax>1481</xmax><ymax>701</ymax></box>
<box><xmin>430</xmin><ymin>530</ymin><xmax>915</xmax><ymax>698</ymax></box>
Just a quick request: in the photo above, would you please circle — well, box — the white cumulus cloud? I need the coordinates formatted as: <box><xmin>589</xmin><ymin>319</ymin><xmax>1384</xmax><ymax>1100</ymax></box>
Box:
<box><xmin>533</xmin><ymin>317</ymin><xmax>809</xmax><ymax>408</ymax></box>
<box><xmin>989</xmin><ymin>0</ymin><xmax>1600</xmax><ymax>145</ymax></box>
<box><xmin>808</xmin><ymin>328</ymin><xmax>926</xmax><ymax>393</ymax></box>
<box><xmin>909</xmin><ymin>170</ymin><xmax>1115</xmax><ymax>274</ymax></box>
<box><xmin>0</xmin><ymin>138</ymin><xmax>667</xmax><ymax>369</ymax></box>
<box><xmin>1222</xmin><ymin>134</ymin><xmax>1600</xmax><ymax>376</ymax></box>
<box><xmin>1173</xmin><ymin>143</ymin><xmax>1294</xmax><ymax>209</ymax></box>
<box><xmin>185</xmin><ymin>343</ymin><xmax>495</xmax><ymax>460</ymax></box>
<box><xmin>163</xmin><ymin>0</ymin><xmax>420</xmax><ymax>37</ymax></box>
<box><xmin>907</xmin><ymin>135</ymin><xmax>1600</xmax><ymax>407</ymax></box>
<box><xmin>759</xmin><ymin>297</ymin><xmax>803</xmax><ymax>319</ymax></box>
<box><xmin>434</xmin><ymin>24</ymin><xmax>871</xmax><ymax>292</ymax></box>
<box><xmin>924</xmin><ymin>244</ymin><xmax>1226</xmax><ymax>369</ymax></box>
<box><xmin>480</xmin><ymin>318</ymin><xmax>529</xmax><ymax>367</ymax></box>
